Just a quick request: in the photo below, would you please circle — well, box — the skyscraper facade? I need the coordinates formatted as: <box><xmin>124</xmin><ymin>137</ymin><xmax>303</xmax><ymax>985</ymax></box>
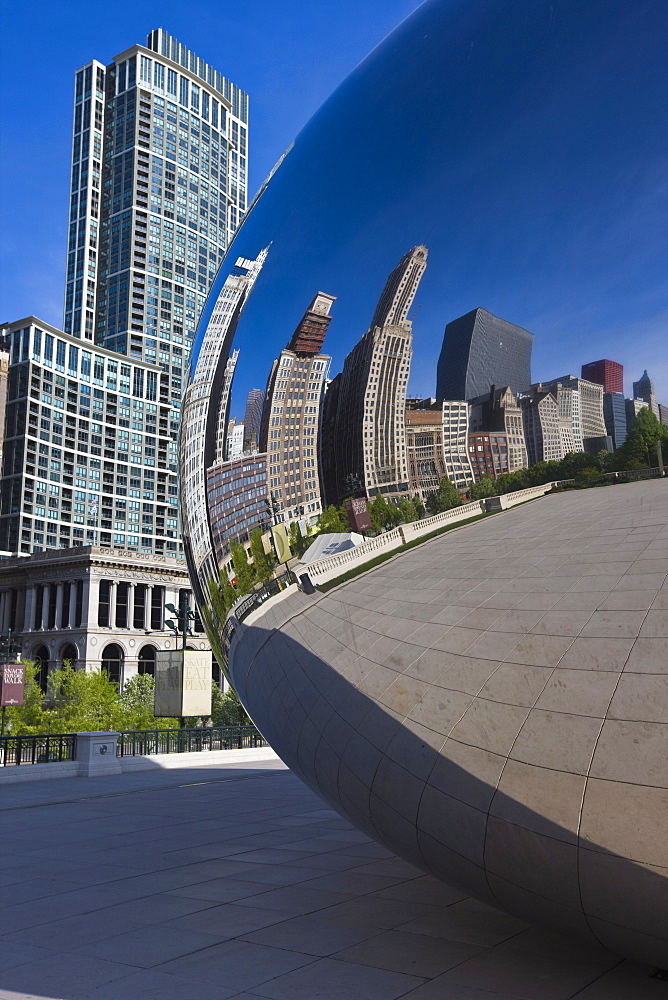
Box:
<box><xmin>65</xmin><ymin>29</ymin><xmax>248</xmax><ymax>409</ymax></box>
<box><xmin>441</xmin><ymin>400</ymin><xmax>475</xmax><ymax>489</ymax></box>
<box><xmin>603</xmin><ymin>392</ymin><xmax>627</xmax><ymax>450</ymax></box>
<box><xmin>0</xmin><ymin>317</ymin><xmax>179</xmax><ymax>557</ymax></box>
<box><xmin>436</xmin><ymin>308</ymin><xmax>533</xmax><ymax>401</ymax></box>
<box><xmin>259</xmin><ymin>293</ymin><xmax>334</xmax><ymax>526</ymax></box>
<box><xmin>521</xmin><ymin>391</ymin><xmax>563</xmax><ymax>465</ymax></box>
<box><xmin>581</xmin><ymin>359</ymin><xmax>623</xmax><ymax>394</ymax></box>
<box><xmin>324</xmin><ymin>246</ymin><xmax>427</xmax><ymax>505</ymax></box>
<box><xmin>468</xmin><ymin>385</ymin><xmax>527</xmax><ymax>473</ymax></box>
<box><xmin>632</xmin><ymin>370</ymin><xmax>659</xmax><ymax>417</ymax></box>
<box><xmin>534</xmin><ymin>376</ymin><xmax>606</xmax><ymax>450</ymax></box>
<box><xmin>242</xmin><ymin>388</ymin><xmax>265</xmax><ymax>454</ymax></box>
<box><xmin>405</xmin><ymin>401</ymin><xmax>447</xmax><ymax>498</ymax></box>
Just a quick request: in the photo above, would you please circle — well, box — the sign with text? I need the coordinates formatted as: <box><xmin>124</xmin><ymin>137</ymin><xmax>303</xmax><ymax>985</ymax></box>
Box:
<box><xmin>0</xmin><ymin>664</ymin><xmax>26</xmax><ymax>707</ymax></box>
<box><xmin>345</xmin><ymin>497</ymin><xmax>372</xmax><ymax>532</ymax></box>
<box><xmin>154</xmin><ymin>650</ymin><xmax>212</xmax><ymax>718</ymax></box>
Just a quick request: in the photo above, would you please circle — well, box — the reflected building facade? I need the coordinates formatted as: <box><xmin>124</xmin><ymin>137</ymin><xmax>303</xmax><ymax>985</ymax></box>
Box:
<box><xmin>633</xmin><ymin>370</ymin><xmax>659</xmax><ymax>418</ymax></box>
<box><xmin>534</xmin><ymin>375</ymin><xmax>606</xmax><ymax>453</ymax></box>
<box><xmin>521</xmin><ymin>389</ymin><xmax>562</xmax><ymax>465</ymax></box>
<box><xmin>603</xmin><ymin>392</ymin><xmax>627</xmax><ymax>451</ymax></box>
<box><xmin>207</xmin><ymin>453</ymin><xmax>267</xmax><ymax>573</ymax></box>
<box><xmin>259</xmin><ymin>293</ymin><xmax>334</xmax><ymax>526</ymax></box>
<box><xmin>581</xmin><ymin>359</ymin><xmax>623</xmax><ymax>394</ymax></box>
<box><xmin>180</xmin><ymin>248</ymin><xmax>267</xmax><ymax>593</ymax></box>
<box><xmin>243</xmin><ymin>388</ymin><xmax>265</xmax><ymax>453</ymax></box>
<box><xmin>405</xmin><ymin>400</ymin><xmax>447</xmax><ymax>498</ymax></box>
<box><xmin>468</xmin><ymin>385</ymin><xmax>527</xmax><ymax>473</ymax></box>
<box><xmin>436</xmin><ymin>308</ymin><xmax>533</xmax><ymax>401</ymax></box>
<box><xmin>322</xmin><ymin>246</ymin><xmax>427</xmax><ymax>505</ymax></box>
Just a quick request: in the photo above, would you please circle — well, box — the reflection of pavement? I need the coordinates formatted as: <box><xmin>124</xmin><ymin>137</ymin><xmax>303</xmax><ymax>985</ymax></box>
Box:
<box><xmin>0</xmin><ymin>757</ymin><xmax>661</xmax><ymax>999</ymax></box>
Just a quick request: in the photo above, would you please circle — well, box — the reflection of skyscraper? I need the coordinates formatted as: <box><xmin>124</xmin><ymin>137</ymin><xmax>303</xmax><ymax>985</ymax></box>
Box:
<box><xmin>259</xmin><ymin>293</ymin><xmax>334</xmax><ymax>526</ymax></box>
<box><xmin>324</xmin><ymin>246</ymin><xmax>427</xmax><ymax>506</ymax></box>
<box><xmin>436</xmin><ymin>308</ymin><xmax>533</xmax><ymax>401</ymax></box>
<box><xmin>632</xmin><ymin>370</ymin><xmax>659</xmax><ymax>418</ymax></box>
<box><xmin>243</xmin><ymin>388</ymin><xmax>265</xmax><ymax>454</ymax></box>
<box><xmin>533</xmin><ymin>375</ymin><xmax>606</xmax><ymax>452</ymax></box>
<box><xmin>582</xmin><ymin>359</ymin><xmax>623</xmax><ymax>394</ymax></box>
<box><xmin>468</xmin><ymin>385</ymin><xmax>528</xmax><ymax>472</ymax></box>
<box><xmin>213</xmin><ymin>349</ymin><xmax>238</xmax><ymax>463</ymax></box>
<box><xmin>179</xmin><ymin>248</ymin><xmax>267</xmax><ymax>596</ymax></box>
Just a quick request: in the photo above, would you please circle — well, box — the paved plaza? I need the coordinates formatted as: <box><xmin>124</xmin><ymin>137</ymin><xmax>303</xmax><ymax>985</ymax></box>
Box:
<box><xmin>0</xmin><ymin>754</ymin><xmax>664</xmax><ymax>1000</ymax></box>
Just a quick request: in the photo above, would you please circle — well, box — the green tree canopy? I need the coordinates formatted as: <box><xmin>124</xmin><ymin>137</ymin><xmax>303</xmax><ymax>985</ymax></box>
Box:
<box><xmin>249</xmin><ymin>528</ymin><xmax>274</xmax><ymax>583</ymax></box>
<box><xmin>425</xmin><ymin>476</ymin><xmax>464</xmax><ymax>514</ymax></box>
<box><xmin>616</xmin><ymin>407</ymin><xmax>668</xmax><ymax>468</ymax></box>
<box><xmin>316</xmin><ymin>504</ymin><xmax>349</xmax><ymax>534</ymax></box>
<box><xmin>231</xmin><ymin>541</ymin><xmax>256</xmax><ymax>595</ymax></box>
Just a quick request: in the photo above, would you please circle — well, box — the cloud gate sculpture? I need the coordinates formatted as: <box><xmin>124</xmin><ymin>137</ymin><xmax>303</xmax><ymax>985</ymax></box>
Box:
<box><xmin>180</xmin><ymin>0</ymin><xmax>668</xmax><ymax>966</ymax></box>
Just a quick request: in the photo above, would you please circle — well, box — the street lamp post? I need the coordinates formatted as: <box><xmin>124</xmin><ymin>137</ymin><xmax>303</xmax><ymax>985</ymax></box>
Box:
<box><xmin>164</xmin><ymin>599</ymin><xmax>198</xmax><ymax>729</ymax></box>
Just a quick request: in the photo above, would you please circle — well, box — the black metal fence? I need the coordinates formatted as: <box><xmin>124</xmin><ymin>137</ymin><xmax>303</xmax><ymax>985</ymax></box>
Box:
<box><xmin>0</xmin><ymin>733</ymin><xmax>76</xmax><ymax>767</ymax></box>
<box><xmin>116</xmin><ymin>725</ymin><xmax>267</xmax><ymax>757</ymax></box>
<box><xmin>221</xmin><ymin>569</ymin><xmax>297</xmax><ymax>666</ymax></box>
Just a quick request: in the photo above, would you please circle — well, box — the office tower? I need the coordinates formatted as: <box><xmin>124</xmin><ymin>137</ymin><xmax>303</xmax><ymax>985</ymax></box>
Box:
<box><xmin>325</xmin><ymin>246</ymin><xmax>427</xmax><ymax>505</ymax></box>
<box><xmin>468</xmin><ymin>385</ymin><xmax>528</xmax><ymax>472</ymax></box>
<box><xmin>436</xmin><ymin>307</ymin><xmax>533</xmax><ymax>401</ymax></box>
<box><xmin>554</xmin><ymin>385</ymin><xmax>583</xmax><ymax>455</ymax></box>
<box><xmin>226</xmin><ymin>418</ymin><xmax>245</xmax><ymax>460</ymax></box>
<box><xmin>659</xmin><ymin>403</ymin><xmax>668</xmax><ymax>427</ymax></box>
<box><xmin>179</xmin><ymin>248</ymin><xmax>267</xmax><ymax>594</ymax></box>
<box><xmin>243</xmin><ymin>388</ymin><xmax>265</xmax><ymax>453</ymax></box>
<box><xmin>213</xmin><ymin>348</ymin><xmax>238</xmax><ymax>463</ymax></box>
<box><xmin>0</xmin><ymin>348</ymin><xmax>9</xmax><ymax>476</ymax></box>
<box><xmin>0</xmin><ymin>317</ymin><xmax>180</xmax><ymax>557</ymax></box>
<box><xmin>603</xmin><ymin>392</ymin><xmax>627</xmax><ymax>450</ymax></box>
<box><xmin>440</xmin><ymin>400</ymin><xmax>474</xmax><ymax>489</ymax></box>
<box><xmin>534</xmin><ymin>376</ymin><xmax>606</xmax><ymax>452</ymax></box>
<box><xmin>632</xmin><ymin>370</ymin><xmax>659</xmax><ymax>417</ymax></box>
<box><xmin>468</xmin><ymin>432</ymin><xmax>510</xmax><ymax>480</ymax></box>
<box><xmin>259</xmin><ymin>293</ymin><xmax>334</xmax><ymax>526</ymax></box>
<box><xmin>64</xmin><ymin>28</ymin><xmax>248</xmax><ymax>404</ymax></box>
<box><xmin>626</xmin><ymin>397</ymin><xmax>648</xmax><ymax>426</ymax></box>
<box><xmin>207</xmin><ymin>452</ymin><xmax>267</xmax><ymax>574</ymax></box>
<box><xmin>521</xmin><ymin>390</ymin><xmax>563</xmax><ymax>465</ymax></box>
<box><xmin>581</xmin><ymin>359</ymin><xmax>623</xmax><ymax>394</ymax></box>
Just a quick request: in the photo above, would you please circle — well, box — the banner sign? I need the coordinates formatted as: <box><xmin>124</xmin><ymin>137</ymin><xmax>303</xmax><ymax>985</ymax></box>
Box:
<box><xmin>345</xmin><ymin>497</ymin><xmax>372</xmax><ymax>532</ymax></box>
<box><xmin>0</xmin><ymin>664</ymin><xmax>26</xmax><ymax>707</ymax></box>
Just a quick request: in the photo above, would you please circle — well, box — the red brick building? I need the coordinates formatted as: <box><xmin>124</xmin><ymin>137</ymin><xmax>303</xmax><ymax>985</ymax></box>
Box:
<box><xmin>468</xmin><ymin>432</ymin><xmax>509</xmax><ymax>480</ymax></box>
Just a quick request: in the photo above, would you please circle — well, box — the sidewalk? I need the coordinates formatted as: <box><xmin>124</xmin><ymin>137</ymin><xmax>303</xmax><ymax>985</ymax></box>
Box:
<box><xmin>0</xmin><ymin>755</ymin><xmax>661</xmax><ymax>1000</ymax></box>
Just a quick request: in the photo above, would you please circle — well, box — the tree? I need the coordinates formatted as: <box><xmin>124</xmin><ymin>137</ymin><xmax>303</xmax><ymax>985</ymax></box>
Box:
<box><xmin>288</xmin><ymin>521</ymin><xmax>310</xmax><ymax>558</ymax></box>
<box><xmin>617</xmin><ymin>407</ymin><xmax>668</xmax><ymax>468</ymax></box>
<box><xmin>412</xmin><ymin>494</ymin><xmax>426</xmax><ymax>519</ymax></box>
<box><xmin>397</xmin><ymin>496</ymin><xmax>417</xmax><ymax>523</ymax></box>
<box><xmin>316</xmin><ymin>505</ymin><xmax>349</xmax><ymax>534</ymax></box>
<box><xmin>425</xmin><ymin>476</ymin><xmax>463</xmax><ymax>514</ymax></box>
<box><xmin>469</xmin><ymin>475</ymin><xmax>497</xmax><ymax>500</ymax></box>
<box><xmin>120</xmin><ymin>674</ymin><xmax>170</xmax><ymax>730</ymax></box>
<box><xmin>249</xmin><ymin>528</ymin><xmax>274</xmax><ymax>583</ymax></box>
<box><xmin>212</xmin><ymin>685</ymin><xmax>251</xmax><ymax>726</ymax></box>
<box><xmin>369</xmin><ymin>493</ymin><xmax>393</xmax><ymax>531</ymax></box>
<box><xmin>231</xmin><ymin>541</ymin><xmax>256</xmax><ymax>595</ymax></box>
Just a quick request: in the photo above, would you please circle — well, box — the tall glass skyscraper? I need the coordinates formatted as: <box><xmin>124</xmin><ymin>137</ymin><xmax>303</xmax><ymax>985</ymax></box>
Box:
<box><xmin>436</xmin><ymin>308</ymin><xmax>533</xmax><ymax>402</ymax></box>
<box><xmin>64</xmin><ymin>28</ymin><xmax>249</xmax><ymax>416</ymax></box>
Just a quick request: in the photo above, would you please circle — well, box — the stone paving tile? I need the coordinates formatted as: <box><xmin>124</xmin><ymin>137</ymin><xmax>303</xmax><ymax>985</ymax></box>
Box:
<box><xmin>158</xmin><ymin>938</ymin><xmax>316</xmax><ymax>990</ymax></box>
<box><xmin>78</xmin><ymin>968</ymin><xmax>239</xmax><ymax>999</ymax></box>
<box><xmin>240</xmin><ymin>912</ymin><xmax>382</xmax><ymax>956</ymax></box>
<box><xmin>246</xmin><ymin>955</ymin><xmax>426</xmax><ymax>999</ymax></box>
<box><xmin>334</xmin><ymin>928</ymin><xmax>485</xmax><ymax>978</ymax></box>
<box><xmin>71</xmin><ymin>923</ymin><xmax>222</xmax><ymax>968</ymax></box>
<box><xmin>0</xmin><ymin>954</ymin><xmax>138</xmax><ymax>1000</ymax></box>
<box><xmin>164</xmin><ymin>900</ymin><xmax>300</xmax><ymax>938</ymax></box>
<box><xmin>0</xmin><ymin>940</ymin><xmax>57</xmax><ymax>972</ymax></box>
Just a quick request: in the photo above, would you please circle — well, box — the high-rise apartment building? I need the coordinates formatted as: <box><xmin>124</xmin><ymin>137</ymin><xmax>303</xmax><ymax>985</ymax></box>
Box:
<box><xmin>632</xmin><ymin>370</ymin><xmax>659</xmax><ymax>418</ymax></box>
<box><xmin>242</xmin><ymin>388</ymin><xmax>265</xmax><ymax>454</ymax></box>
<box><xmin>603</xmin><ymin>392</ymin><xmax>627</xmax><ymax>450</ymax></box>
<box><xmin>468</xmin><ymin>385</ymin><xmax>528</xmax><ymax>473</ymax></box>
<box><xmin>259</xmin><ymin>293</ymin><xmax>334</xmax><ymax>526</ymax></box>
<box><xmin>0</xmin><ymin>318</ymin><xmax>179</xmax><ymax>557</ymax></box>
<box><xmin>323</xmin><ymin>247</ymin><xmax>427</xmax><ymax>505</ymax></box>
<box><xmin>226</xmin><ymin>418</ymin><xmax>245</xmax><ymax>460</ymax></box>
<box><xmin>64</xmin><ymin>28</ymin><xmax>248</xmax><ymax>407</ymax></box>
<box><xmin>581</xmin><ymin>359</ymin><xmax>623</xmax><ymax>394</ymax></box>
<box><xmin>436</xmin><ymin>308</ymin><xmax>533</xmax><ymax>401</ymax></box>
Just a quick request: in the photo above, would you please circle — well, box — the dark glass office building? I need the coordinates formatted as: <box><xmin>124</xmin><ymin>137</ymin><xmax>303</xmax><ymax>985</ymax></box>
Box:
<box><xmin>436</xmin><ymin>307</ymin><xmax>533</xmax><ymax>401</ymax></box>
<box><xmin>603</xmin><ymin>391</ymin><xmax>627</xmax><ymax>450</ymax></box>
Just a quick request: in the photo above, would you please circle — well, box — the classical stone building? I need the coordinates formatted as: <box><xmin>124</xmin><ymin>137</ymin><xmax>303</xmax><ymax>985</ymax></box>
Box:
<box><xmin>534</xmin><ymin>375</ymin><xmax>606</xmax><ymax>452</ymax></box>
<box><xmin>468</xmin><ymin>385</ymin><xmax>527</xmax><ymax>473</ymax></box>
<box><xmin>521</xmin><ymin>389</ymin><xmax>562</xmax><ymax>465</ymax></box>
<box><xmin>405</xmin><ymin>402</ymin><xmax>446</xmax><ymax>498</ymax></box>
<box><xmin>0</xmin><ymin>545</ymin><xmax>211</xmax><ymax>689</ymax></box>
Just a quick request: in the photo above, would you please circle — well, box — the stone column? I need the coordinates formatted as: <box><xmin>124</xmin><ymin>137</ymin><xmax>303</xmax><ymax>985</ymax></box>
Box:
<box><xmin>127</xmin><ymin>584</ymin><xmax>135</xmax><ymax>631</ymax></box>
<box><xmin>23</xmin><ymin>586</ymin><xmax>37</xmax><ymax>632</ymax></box>
<box><xmin>55</xmin><ymin>583</ymin><xmax>64</xmax><ymax>631</ymax></box>
<box><xmin>144</xmin><ymin>585</ymin><xmax>153</xmax><ymax>630</ymax></box>
<box><xmin>82</xmin><ymin>577</ymin><xmax>100</xmax><ymax>629</ymax></box>
<box><xmin>108</xmin><ymin>582</ymin><xmax>117</xmax><ymax>629</ymax></box>
<box><xmin>67</xmin><ymin>582</ymin><xmax>75</xmax><ymax>628</ymax></box>
<box><xmin>41</xmin><ymin>585</ymin><xmax>50</xmax><ymax>631</ymax></box>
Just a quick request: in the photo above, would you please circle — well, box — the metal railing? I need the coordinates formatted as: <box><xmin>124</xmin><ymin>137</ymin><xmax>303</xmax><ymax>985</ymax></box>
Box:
<box><xmin>0</xmin><ymin>733</ymin><xmax>76</xmax><ymax>767</ymax></box>
<box><xmin>230</xmin><ymin>569</ymin><xmax>297</xmax><ymax>624</ymax></box>
<box><xmin>116</xmin><ymin>724</ymin><xmax>267</xmax><ymax>757</ymax></box>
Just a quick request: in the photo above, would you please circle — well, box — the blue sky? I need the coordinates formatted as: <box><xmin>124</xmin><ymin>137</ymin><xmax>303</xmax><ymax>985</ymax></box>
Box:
<box><xmin>1</xmin><ymin>0</ymin><xmax>666</xmax><ymax>404</ymax></box>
